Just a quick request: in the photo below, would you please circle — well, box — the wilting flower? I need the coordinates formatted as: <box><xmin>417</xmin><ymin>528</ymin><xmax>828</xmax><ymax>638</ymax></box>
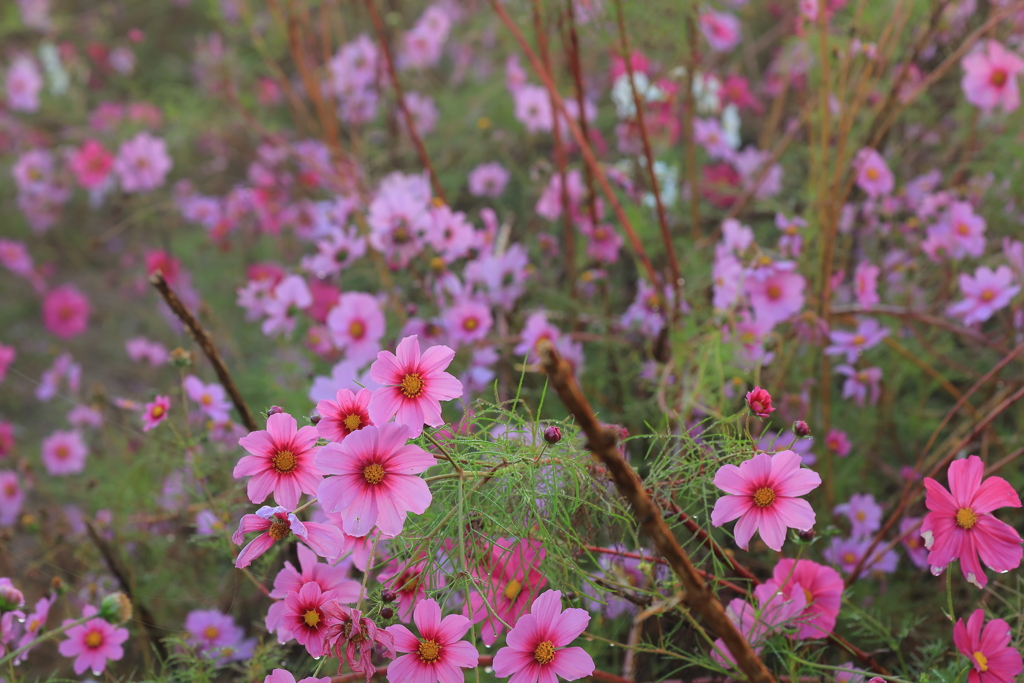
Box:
<box><xmin>921</xmin><ymin>455</ymin><xmax>1022</xmax><ymax>588</ymax></box>
<box><xmin>386</xmin><ymin>599</ymin><xmax>479</xmax><ymax>683</ymax></box>
<box><xmin>322</xmin><ymin>604</ymin><xmax>396</xmax><ymax>682</ymax></box>
<box><xmin>492</xmin><ymin>590</ymin><xmax>595</xmax><ymax>683</ymax></box>
<box><xmin>234</xmin><ymin>412</ymin><xmax>323</xmax><ymax>510</ymax></box>
<box><xmin>232</xmin><ymin>506</ymin><xmax>344</xmax><ymax>568</ymax></box>
<box><xmin>953</xmin><ymin>609</ymin><xmax>1023</xmax><ymax>683</ymax></box>
<box><xmin>711</xmin><ymin>450</ymin><xmax>821</xmax><ymax>552</ymax></box>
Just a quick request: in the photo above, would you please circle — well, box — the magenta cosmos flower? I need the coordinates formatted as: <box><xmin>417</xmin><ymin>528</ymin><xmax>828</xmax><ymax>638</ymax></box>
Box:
<box><xmin>69</xmin><ymin>140</ymin><xmax>115</xmax><ymax>190</ymax></box>
<box><xmin>386</xmin><ymin>598</ymin><xmax>479</xmax><ymax>683</ymax></box>
<box><xmin>745</xmin><ymin>386</ymin><xmax>775</xmax><ymax>417</ymax></box>
<box><xmin>281</xmin><ymin>581</ymin><xmax>339</xmax><ymax>657</ymax></box>
<box><xmin>467</xmin><ymin>537</ymin><xmax>547</xmax><ymax>646</ymax></box>
<box><xmin>142</xmin><ymin>395</ymin><xmax>170</xmax><ymax>432</ymax></box>
<box><xmin>232</xmin><ymin>506</ymin><xmax>344</xmax><ymax>568</ymax></box>
<box><xmin>316</xmin><ymin>422</ymin><xmax>436</xmax><ymax>537</ymax></box>
<box><xmin>368</xmin><ymin>335</ymin><xmax>463</xmax><ymax>438</ymax></box>
<box><xmin>316</xmin><ymin>388</ymin><xmax>374</xmax><ymax>444</ymax></box>
<box><xmin>265</xmin><ymin>669</ymin><xmax>331</xmax><ymax>683</ymax></box>
<box><xmin>961</xmin><ymin>40</ymin><xmax>1024</xmax><ymax>113</ymax></box>
<box><xmin>57</xmin><ymin>606</ymin><xmax>129</xmax><ymax>676</ymax></box>
<box><xmin>41</xmin><ymin>429</ymin><xmax>88</xmax><ymax>476</ymax></box>
<box><xmin>42</xmin><ymin>285</ymin><xmax>90</xmax><ymax>339</ymax></box>
<box><xmin>699</xmin><ymin>10</ymin><xmax>741</xmax><ymax>52</ymax></box>
<box><xmin>234</xmin><ymin>412</ymin><xmax>323</xmax><ymax>510</ymax></box>
<box><xmin>766</xmin><ymin>558</ymin><xmax>843</xmax><ymax>639</ymax></box>
<box><xmin>954</xmin><ymin>609</ymin><xmax>1023</xmax><ymax>683</ymax></box>
<box><xmin>492</xmin><ymin>590</ymin><xmax>594</xmax><ymax>683</ymax></box>
<box><xmin>921</xmin><ymin>455</ymin><xmax>1022</xmax><ymax>588</ymax></box>
<box><xmin>711</xmin><ymin>450</ymin><xmax>821</xmax><ymax>552</ymax></box>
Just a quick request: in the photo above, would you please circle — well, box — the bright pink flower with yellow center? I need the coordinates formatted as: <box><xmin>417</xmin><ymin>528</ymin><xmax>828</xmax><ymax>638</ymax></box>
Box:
<box><xmin>466</xmin><ymin>537</ymin><xmax>547</xmax><ymax>646</ymax></box>
<box><xmin>386</xmin><ymin>599</ymin><xmax>479</xmax><ymax>683</ymax></box>
<box><xmin>57</xmin><ymin>606</ymin><xmax>129</xmax><ymax>676</ymax></box>
<box><xmin>492</xmin><ymin>590</ymin><xmax>595</xmax><ymax>683</ymax></box>
<box><xmin>368</xmin><ymin>335</ymin><xmax>463</xmax><ymax>438</ymax></box>
<box><xmin>711</xmin><ymin>450</ymin><xmax>821</xmax><ymax>552</ymax></box>
<box><xmin>142</xmin><ymin>395</ymin><xmax>170</xmax><ymax>432</ymax></box>
<box><xmin>317</xmin><ymin>388</ymin><xmax>374</xmax><ymax>444</ymax></box>
<box><xmin>316</xmin><ymin>422</ymin><xmax>436</xmax><ymax>537</ymax></box>
<box><xmin>281</xmin><ymin>581</ymin><xmax>338</xmax><ymax>657</ymax></box>
<box><xmin>234</xmin><ymin>412</ymin><xmax>323</xmax><ymax>510</ymax></box>
<box><xmin>921</xmin><ymin>455</ymin><xmax>1022</xmax><ymax>588</ymax></box>
<box><xmin>232</xmin><ymin>506</ymin><xmax>344</xmax><ymax>568</ymax></box>
<box><xmin>953</xmin><ymin>609</ymin><xmax>1023</xmax><ymax>683</ymax></box>
<box><xmin>766</xmin><ymin>559</ymin><xmax>843</xmax><ymax>639</ymax></box>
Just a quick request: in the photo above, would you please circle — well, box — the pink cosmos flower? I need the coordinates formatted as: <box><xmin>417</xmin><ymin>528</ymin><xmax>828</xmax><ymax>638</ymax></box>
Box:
<box><xmin>142</xmin><ymin>395</ymin><xmax>170</xmax><ymax>432</ymax></box>
<box><xmin>184</xmin><ymin>610</ymin><xmax>252</xmax><ymax>662</ymax></box>
<box><xmin>114</xmin><ymin>132</ymin><xmax>172</xmax><ymax>193</ymax></box>
<box><xmin>367</xmin><ymin>335</ymin><xmax>464</xmax><ymax>437</ymax></box>
<box><xmin>854</xmin><ymin>261</ymin><xmax>880</xmax><ymax>306</ymax></box>
<box><xmin>0</xmin><ymin>422</ymin><xmax>13</xmax><ymax>458</ymax></box>
<box><xmin>322</xmin><ymin>604</ymin><xmax>396</xmax><ymax>682</ymax></box>
<box><xmin>43</xmin><ymin>285</ymin><xmax>91</xmax><ymax>338</ymax></box>
<box><xmin>15</xmin><ymin>595</ymin><xmax>54</xmax><ymax>663</ymax></box>
<box><xmin>466</xmin><ymin>537</ymin><xmax>548</xmax><ymax>646</ymax></box>
<box><xmin>775</xmin><ymin>213</ymin><xmax>807</xmax><ymax>257</ymax></box>
<box><xmin>425</xmin><ymin>205</ymin><xmax>475</xmax><ymax>263</ymax></box>
<box><xmin>68</xmin><ymin>140</ymin><xmax>115</xmax><ymax>190</ymax></box>
<box><xmin>711</xmin><ymin>450</ymin><xmax>821</xmax><ymax>552</ymax></box>
<box><xmin>943</xmin><ymin>202</ymin><xmax>987</xmax><ymax>260</ymax></box>
<box><xmin>921</xmin><ymin>455</ymin><xmax>1023</xmax><ymax>588</ymax></box>
<box><xmin>712</xmin><ymin>584</ymin><xmax>807</xmax><ymax>668</ymax></box>
<box><xmin>57</xmin><ymin>606</ymin><xmax>129</xmax><ymax>676</ymax></box>
<box><xmin>699</xmin><ymin>10</ymin><xmax>741</xmax><ymax>52</ymax></box>
<box><xmin>900</xmin><ymin>516</ymin><xmax>930</xmax><ymax>569</ymax></box>
<box><xmin>316</xmin><ymin>422</ymin><xmax>436</xmax><ymax>537</ymax></box>
<box><xmin>492</xmin><ymin>590</ymin><xmax>594</xmax><ymax>683</ymax></box>
<box><xmin>232</xmin><ymin>505</ymin><xmax>344</xmax><ymax>568</ymax></box>
<box><xmin>5</xmin><ymin>55</ymin><xmax>42</xmax><ymax>112</ymax></box>
<box><xmin>265</xmin><ymin>669</ymin><xmax>331</xmax><ymax>683</ymax></box>
<box><xmin>183</xmin><ymin>375</ymin><xmax>232</xmax><ymax>423</ymax></box>
<box><xmin>825</xmin><ymin>318</ymin><xmax>889</xmax><ymax>363</ymax></box>
<box><xmin>948</xmin><ymin>266</ymin><xmax>1020</xmax><ymax>326</ymax></box>
<box><xmin>317</xmin><ymin>388</ymin><xmax>374</xmax><ymax>444</ymax></box>
<box><xmin>125</xmin><ymin>337</ymin><xmax>169</xmax><ymax>365</ymax></box>
<box><xmin>825</xmin><ymin>429</ymin><xmax>852</xmax><ymax>457</ymax></box>
<box><xmin>0</xmin><ymin>471</ymin><xmax>24</xmax><ymax>526</ymax></box>
<box><xmin>744</xmin><ymin>267</ymin><xmax>806</xmax><ymax>328</ymax></box>
<box><xmin>386</xmin><ymin>598</ymin><xmax>479</xmax><ymax>683</ymax></box>
<box><xmin>854</xmin><ymin>148</ymin><xmax>894</xmax><ymax>198</ymax></box>
<box><xmin>0</xmin><ymin>344</ymin><xmax>14</xmax><ymax>384</ymax></box>
<box><xmin>766</xmin><ymin>558</ymin><xmax>843</xmax><ymax>639</ymax></box>
<box><xmin>954</xmin><ymin>609</ymin><xmax>1023</xmax><ymax>683</ymax></box>
<box><xmin>961</xmin><ymin>40</ymin><xmax>1024</xmax><ymax>113</ymax></box>
<box><xmin>262</xmin><ymin>275</ymin><xmax>312</xmax><ymax>338</ymax></box>
<box><xmin>281</xmin><ymin>581</ymin><xmax>338</xmax><ymax>657</ymax></box>
<box><xmin>378</xmin><ymin>555</ymin><xmax>442</xmax><ymax>622</ymax></box>
<box><xmin>580</xmin><ymin>222</ymin><xmax>623</xmax><ymax>264</ymax></box>
<box><xmin>513</xmin><ymin>84</ymin><xmax>554</xmax><ymax>133</ymax></box>
<box><xmin>745</xmin><ymin>386</ymin><xmax>775</xmax><ymax>417</ymax></box>
<box><xmin>443</xmin><ymin>300</ymin><xmax>493</xmax><ymax>348</ymax></box>
<box><xmin>0</xmin><ymin>239</ymin><xmax>34</xmax><ymax>278</ymax></box>
<box><xmin>41</xmin><ymin>429</ymin><xmax>88</xmax><ymax>475</ymax></box>
<box><xmin>270</xmin><ymin>544</ymin><xmax>360</xmax><ymax>602</ymax></box>
<box><xmin>327</xmin><ymin>292</ymin><xmax>386</xmax><ymax>365</ymax></box>
<box><xmin>234</xmin><ymin>412</ymin><xmax>323</xmax><ymax>510</ymax></box>
<box><xmin>468</xmin><ymin>162</ymin><xmax>511</xmax><ymax>198</ymax></box>
<box><xmin>835</xmin><ymin>365</ymin><xmax>882</xmax><ymax>407</ymax></box>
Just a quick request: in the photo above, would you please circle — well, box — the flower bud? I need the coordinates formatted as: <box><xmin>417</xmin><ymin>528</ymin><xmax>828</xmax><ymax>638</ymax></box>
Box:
<box><xmin>745</xmin><ymin>386</ymin><xmax>776</xmax><ymax>418</ymax></box>
<box><xmin>99</xmin><ymin>592</ymin><xmax>133</xmax><ymax>624</ymax></box>
<box><xmin>0</xmin><ymin>582</ymin><xmax>25</xmax><ymax>612</ymax></box>
<box><xmin>797</xmin><ymin>528</ymin><xmax>816</xmax><ymax>542</ymax></box>
<box><xmin>267</xmin><ymin>405</ymin><xmax>284</xmax><ymax>416</ymax></box>
<box><xmin>380</xmin><ymin>606</ymin><xmax>394</xmax><ymax>620</ymax></box>
<box><xmin>543</xmin><ymin>426</ymin><xmax>562</xmax><ymax>444</ymax></box>
<box><xmin>792</xmin><ymin>420</ymin><xmax>811</xmax><ymax>438</ymax></box>
<box><xmin>310</xmin><ymin>413</ymin><xmax>322</xmax><ymax>425</ymax></box>
<box><xmin>381</xmin><ymin>589</ymin><xmax>397</xmax><ymax>603</ymax></box>
<box><xmin>170</xmin><ymin>347</ymin><xmax>192</xmax><ymax>367</ymax></box>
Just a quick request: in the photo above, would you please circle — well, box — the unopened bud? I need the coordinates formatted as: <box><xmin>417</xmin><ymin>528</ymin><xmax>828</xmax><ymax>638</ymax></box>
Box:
<box><xmin>381</xmin><ymin>589</ymin><xmax>397</xmax><ymax>603</ymax></box>
<box><xmin>797</xmin><ymin>528</ymin><xmax>816</xmax><ymax>542</ymax></box>
<box><xmin>170</xmin><ymin>348</ymin><xmax>192</xmax><ymax>367</ymax></box>
<box><xmin>380</xmin><ymin>606</ymin><xmax>394</xmax><ymax>620</ymax></box>
<box><xmin>0</xmin><ymin>583</ymin><xmax>24</xmax><ymax>612</ymax></box>
<box><xmin>793</xmin><ymin>421</ymin><xmax>811</xmax><ymax>438</ymax></box>
<box><xmin>267</xmin><ymin>405</ymin><xmax>284</xmax><ymax>416</ymax></box>
<box><xmin>99</xmin><ymin>592</ymin><xmax>133</xmax><ymax>625</ymax></box>
<box><xmin>309</xmin><ymin>413</ymin><xmax>322</xmax><ymax>426</ymax></box>
<box><xmin>543</xmin><ymin>426</ymin><xmax>562</xmax><ymax>444</ymax></box>
<box><xmin>50</xmin><ymin>576</ymin><xmax>66</xmax><ymax>595</ymax></box>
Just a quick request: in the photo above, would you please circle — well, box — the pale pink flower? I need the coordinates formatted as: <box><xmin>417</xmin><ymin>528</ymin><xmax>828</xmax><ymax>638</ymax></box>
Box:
<box><xmin>443</xmin><ymin>299</ymin><xmax>493</xmax><ymax>348</ymax></box>
<box><xmin>57</xmin><ymin>606</ymin><xmax>129</xmax><ymax>675</ymax></box>
<box><xmin>699</xmin><ymin>10</ymin><xmax>741</xmax><ymax>52</ymax></box>
<box><xmin>262</xmin><ymin>275</ymin><xmax>312</xmax><ymax>338</ymax></box>
<box><xmin>825</xmin><ymin>318</ymin><xmax>889</xmax><ymax>363</ymax></box>
<box><xmin>492</xmin><ymin>590</ymin><xmax>595</xmax><ymax>683</ymax></box>
<box><xmin>513</xmin><ymin>84</ymin><xmax>554</xmax><ymax>133</ymax></box>
<box><xmin>0</xmin><ymin>471</ymin><xmax>24</xmax><ymax>526</ymax></box>
<box><xmin>944</xmin><ymin>202</ymin><xmax>987</xmax><ymax>259</ymax></box>
<box><xmin>234</xmin><ymin>412</ymin><xmax>323</xmax><ymax>510</ymax></box>
<box><xmin>264</xmin><ymin>669</ymin><xmax>331</xmax><ymax>683</ymax></box>
<box><xmin>468</xmin><ymin>162</ymin><xmax>510</xmax><ymax>198</ymax></box>
<box><xmin>835</xmin><ymin>365</ymin><xmax>882</xmax><ymax>407</ymax></box>
<box><xmin>184</xmin><ymin>375</ymin><xmax>232</xmax><ymax>423</ymax></box>
<box><xmin>386</xmin><ymin>598</ymin><xmax>479</xmax><ymax>683</ymax></box>
<box><xmin>14</xmin><ymin>595</ymin><xmax>53</xmax><ymax>663</ymax></box>
<box><xmin>0</xmin><ymin>345</ymin><xmax>14</xmax><ymax>384</ymax></box>
<box><xmin>114</xmin><ymin>132</ymin><xmax>172</xmax><ymax>193</ymax></box>
<box><xmin>42</xmin><ymin>285</ymin><xmax>90</xmax><ymax>339</ymax></box>
<box><xmin>68</xmin><ymin>140</ymin><xmax>115</xmax><ymax>190</ymax></box>
<box><xmin>367</xmin><ymin>335</ymin><xmax>463</xmax><ymax>437</ymax></box>
<box><xmin>947</xmin><ymin>266</ymin><xmax>1020</xmax><ymax>326</ymax></box>
<box><xmin>922</xmin><ymin>455</ymin><xmax>1023</xmax><ymax>588</ymax></box>
<box><xmin>961</xmin><ymin>40</ymin><xmax>1024</xmax><ymax>113</ymax></box>
<box><xmin>854</xmin><ymin>261</ymin><xmax>880</xmax><ymax>306</ymax></box>
<box><xmin>745</xmin><ymin>267</ymin><xmax>806</xmax><ymax>328</ymax></box>
<box><xmin>5</xmin><ymin>55</ymin><xmax>42</xmax><ymax>112</ymax></box>
<box><xmin>232</xmin><ymin>505</ymin><xmax>344</xmax><ymax>568</ymax></box>
<box><xmin>327</xmin><ymin>292</ymin><xmax>386</xmax><ymax>365</ymax></box>
<box><xmin>142</xmin><ymin>395</ymin><xmax>170</xmax><ymax>432</ymax></box>
<box><xmin>765</xmin><ymin>558</ymin><xmax>843</xmax><ymax>639</ymax></box>
<box><xmin>41</xmin><ymin>429</ymin><xmax>88</xmax><ymax>475</ymax></box>
<box><xmin>712</xmin><ymin>584</ymin><xmax>807</xmax><ymax>668</ymax></box>
<box><xmin>317</xmin><ymin>388</ymin><xmax>374</xmax><ymax>444</ymax></box>
<box><xmin>854</xmin><ymin>148</ymin><xmax>894</xmax><ymax>198</ymax></box>
<box><xmin>711</xmin><ymin>450</ymin><xmax>821</xmax><ymax>551</ymax></box>
<box><xmin>316</xmin><ymin>422</ymin><xmax>436</xmax><ymax>537</ymax></box>
<box><xmin>0</xmin><ymin>239</ymin><xmax>34</xmax><ymax>278</ymax></box>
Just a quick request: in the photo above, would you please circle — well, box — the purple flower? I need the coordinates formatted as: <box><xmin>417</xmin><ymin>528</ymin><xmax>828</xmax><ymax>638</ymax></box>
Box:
<box><xmin>824</xmin><ymin>318</ymin><xmax>889</xmax><ymax>363</ymax></box>
<box><xmin>835</xmin><ymin>365</ymin><xmax>882</xmax><ymax>407</ymax></box>
<box><xmin>834</xmin><ymin>493</ymin><xmax>883</xmax><ymax>539</ymax></box>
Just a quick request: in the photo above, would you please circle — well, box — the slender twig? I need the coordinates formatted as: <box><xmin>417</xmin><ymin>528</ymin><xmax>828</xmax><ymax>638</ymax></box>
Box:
<box><xmin>538</xmin><ymin>340</ymin><xmax>775</xmax><ymax>683</ymax></box>
<box><xmin>149</xmin><ymin>272</ymin><xmax>258</xmax><ymax>432</ymax></box>
<box><xmin>363</xmin><ymin>0</ymin><xmax>446</xmax><ymax>202</ymax></box>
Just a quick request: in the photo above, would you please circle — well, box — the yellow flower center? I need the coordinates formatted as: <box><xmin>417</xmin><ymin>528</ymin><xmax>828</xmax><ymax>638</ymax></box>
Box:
<box><xmin>766</xmin><ymin>284</ymin><xmax>782</xmax><ymax>301</ymax></box>
<box><xmin>85</xmin><ymin>630</ymin><xmax>103</xmax><ymax>648</ymax></box>
<box><xmin>980</xmin><ymin>289</ymin><xmax>996</xmax><ymax>302</ymax></box>
<box><xmin>534</xmin><ymin>640</ymin><xmax>556</xmax><ymax>665</ymax></box>
<box><xmin>418</xmin><ymin>639</ymin><xmax>441</xmax><ymax>663</ymax></box>
<box><xmin>349</xmin><ymin>320</ymin><xmax>366</xmax><ymax>340</ymax></box>
<box><xmin>803</xmin><ymin>588</ymin><xmax>813</xmax><ymax>604</ymax></box>
<box><xmin>956</xmin><ymin>507</ymin><xmax>978</xmax><ymax>530</ymax></box>
<box><xmin>400</xmin><ymin>373</ymin><xmax>425</xmax><ymax>398</ymax></box>
<box><xmin>203</xmin><ymin>626</ymin><xmax>220</xmax><ymax>640</ymax></box>
<box><xmin>504</xmin><ymin>579</ymin><xmax>522</xmax><ymax>601</ymax></box>
<box><xmin>855</xmin><ymin>511</ymin><xmax>866</xmax><ymax>521</ymax></box>
<box><xmin>852</xmin><ymin>334</ymin><xmax>866</xmax><ymax>346</ymax></box>
<box><xmin>463</xmin><ymin>317</ymin><xmax>479</xmax><ymax>331</ymax></box>
<box><xmin>150</xmin><ymin>405</ymin><xmax>165</xmax><ymax>418</ymax></box>
<box><xmin>272</xmin><ymin>450</ymin><xmax>297</xmax><ymax>473</ymax></box>
<box><xmin>991</xmin><ymin>68</ymin><xmax>1008</xmax><ymax>87</ymax></box>
<box><xmin>956</xmin><ymin>222</ymin><xmax>971</xmax><ymax>236</ymax></box>
<box><xmin>304</xmin><ymin>610</ymin><xmax>321</xmax><ymax>627</ymax></box>
<box><xmin>363</xmin><ymin>463</ymin><xmax>385</xmax><ymax>485</ymax></box>
<box><xmin>865</xmin><ymin>167</ymin><xmax>879</xmax><ymax>181</ymax></box>
<box><xmin>753</xmin><ymin>487</ymin><xmax>775</xmax><ymax>508</ymax></box>
<box><xmin>974</xmin><ymin>651</ymin><xmax>989</xmax><ymax>672</ymax></box>
<box><xmin>55</xmin><ymin>445</ymin><xmax>70</xmax><ymax>460</ymax></box>
<box><xmin>842</xmin><ymin>551</ymin><xmax>857</xmax><ymax>564</ymax></box>
<box><xmin>343</xmin><ymin>413</ymin><xmax>363</xmax><ymax>432</ymax></box>
<box><xmin>268</xmin><ymin>520</ymin><xmax>291</xmax><ymax>541</ymax></box>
